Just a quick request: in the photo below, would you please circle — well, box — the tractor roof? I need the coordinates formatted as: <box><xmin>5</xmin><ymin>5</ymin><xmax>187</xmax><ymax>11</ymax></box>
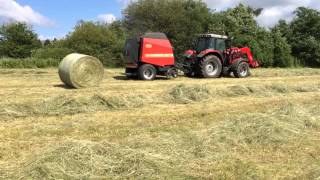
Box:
<box><xmin>199</xmin><ymin>34</ymin><xmax>228</xmax><ymax>39</ymax></box>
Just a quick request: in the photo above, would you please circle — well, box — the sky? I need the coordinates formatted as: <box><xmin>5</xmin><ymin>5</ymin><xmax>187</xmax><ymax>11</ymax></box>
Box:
<box><xmin>0</xmin><ymin>0</ymin><xmax>319</xmax><ymax>40</ymax></box>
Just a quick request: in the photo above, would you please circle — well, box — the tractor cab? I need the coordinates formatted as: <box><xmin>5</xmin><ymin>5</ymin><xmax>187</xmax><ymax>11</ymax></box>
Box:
<box><xmin>194</xmin><ymin>34</ymin><xmax>229</xmax><ymax>53</ymax></box>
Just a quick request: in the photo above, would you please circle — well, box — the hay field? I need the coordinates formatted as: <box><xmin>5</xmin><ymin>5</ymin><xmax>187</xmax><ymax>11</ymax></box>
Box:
<box><xmin>0</xmin><ymin>68</ymin><xmax>319</xmax><ymax>179</ymax></box>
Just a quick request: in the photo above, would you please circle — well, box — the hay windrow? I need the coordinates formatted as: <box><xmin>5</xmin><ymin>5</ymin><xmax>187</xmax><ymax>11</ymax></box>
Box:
<box><xmin>168</xmin><ymin>84</ymin><xmax>211</xmax><ymax>104</ymax></box>
<box><xmin>1</xmin><ymin>82</ymin><xmax>319</xmax><ymax>119</ymax></box>
<box><xmin>205</xmin><ymin>102</ymin><xmax>320</xmax><ymax>147</ymax></box>
<box><xmin>0</xmin><ymin>94</ymin><xmax>146</xmax><ymax>119</ymax></box>
<box><xmin>167</xmin><ymin>83</ymin><xmax>319</xmax><ymax>103</ymax></box>
<box><xmin>15</xmin><ymin>140</ymin><xmax>163</xmax><ymax>179</ymax></box>
<box><xmin>220</xmin><ymin>83</ymin><xmax>320</xmax><ymax>97</ymax></box>
<box><xmin>59</xmin><ymin>53</ymin><xmax>104</xmax><ymax>89</ymax></box>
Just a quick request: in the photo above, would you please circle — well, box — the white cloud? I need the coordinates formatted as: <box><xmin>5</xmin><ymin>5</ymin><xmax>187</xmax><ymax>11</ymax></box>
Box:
<box><xmin>97</xmin><ymin>14</ymin><xmax>116</xmax><ymax>24</ymax></box>
<box><xmin>38</xmin><ymin>35</ymin><xmax>56</xmax><ymax>41</ymax></box>
<box><xmin>0</xmin><ymin>0</ymin><xmax>54</xmax><ymax>26</ymax></box>
<box><xmin>117</xmin><ymin>0</ymin><xmax>135</xmax><ymax>7</ymax></box>
<box><xmin>203</xmin><ymin>0</ymin><xmax>320</xmax><ymax>27</ymax></box>
<box><xmin>255</xmin><ymin>6</ymin><xmax>296</xmax><ymax>27</ymax></box>
<box><xmin>116</xmin><ymin>0</ymin><xmax>320</xmax><ymax>27</ymax></box>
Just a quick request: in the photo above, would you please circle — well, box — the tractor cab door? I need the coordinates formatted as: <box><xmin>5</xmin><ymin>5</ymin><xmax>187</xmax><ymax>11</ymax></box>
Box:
<box><xmin>215</xmin><ymin>38</ymin><xmax>226</xmax><ymax>52</ymax></box>
<box><xmin>123</xmin><ymin>38</ymin><xmax>140</xmax><ymax>65</ymax></box>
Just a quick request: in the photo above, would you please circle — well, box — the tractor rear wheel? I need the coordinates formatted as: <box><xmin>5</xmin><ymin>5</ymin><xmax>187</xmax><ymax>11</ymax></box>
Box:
<box><xmin>138</xmin><ymin>64</ymin><xmax>157</xmax><ymax>80</ymax></box>
<box><xmin>198</xmin><ymin>55</ymin><xmax>222</xmax><ymax>78</ymax></box>
<box><xmin>233</xmin><ymin>62</ymin><xmax>250</xmax><ymax>78</ymax></box>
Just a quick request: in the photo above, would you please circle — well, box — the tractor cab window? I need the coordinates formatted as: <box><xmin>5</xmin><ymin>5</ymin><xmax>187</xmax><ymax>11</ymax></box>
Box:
<box><xmin>216</xmin><ymin>39</ymin><xmax>226</xmax><ymax>52</ymax></box>
<box><xmin>195</xmin><ymin>37</ymin><xmax>215</xmax><ymax>52</ymax></box>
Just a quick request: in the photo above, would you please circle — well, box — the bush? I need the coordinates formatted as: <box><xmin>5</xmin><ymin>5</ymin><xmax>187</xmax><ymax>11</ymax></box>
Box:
<box><xmin>64</xmin><ymin>21</ymin><xmax>126</xmax><ymax>67</ymax></box>
<box><xmin>0</xmin><ymin>23</ymin><xmax>41</xmax><ymax>58</ymax></box>
<box><xmin>32</xmin><ymin>47</ymin><xmax>74</xmax><ymax>60</ymax></box>
<box><xmin>0</xmin><ymin>58</ymin><xmax>60</xmax><ymax>68</ymax></box>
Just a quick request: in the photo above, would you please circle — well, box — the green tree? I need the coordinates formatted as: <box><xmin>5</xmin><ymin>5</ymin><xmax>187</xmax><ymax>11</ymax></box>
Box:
<box><xmin>0</xmin><ymin>23</ymin><xmax>41</xmax><ymax>58</ymax></box>
<box><xmin>43</xmin><ymin>39</ymin><xmax>51</xmax><ymax>46</ymax></box>
<box><xmin>273</xmin><ymin>20</ymin><xmax>291</xmax><ymax>37</ymax></box>
<box><xmin>108</xmin><ymin>21</ymin><xmax>127</xmax><ymax>66</ymax></box>
<box><xmin>272</xmin><ymin>29</ymin><xmax>294</xmax><ymax>67</ymax></box>
<box><xmin>64</xmin><ymin>21</ymin><xmax>126</xmax><ymax>66</ymax></box>
<box><xmin>123</xmin><ymin>0</ymin><xmax>211</xmax><ymax>55</ymax></box>
<box><xmin>216</xmin><ymin>4</ymin><xmax>275</xmax><ymax>66</ymax></box>
<box><xmin>289</xmin><ymin>7</ymin><xmax>320</xmax><ymax>66</ymax></box>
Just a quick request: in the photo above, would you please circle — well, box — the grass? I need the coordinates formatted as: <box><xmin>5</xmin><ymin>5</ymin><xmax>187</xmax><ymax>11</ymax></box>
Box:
<box><xmin>0</xmin><ymin>68</ymin><xmax>319</xmax><ymax>179</ymax></box>
<box><xmin>0</xmin><ymin>57</ymin><xmax>61</xmax><ymax>68</ymax></box>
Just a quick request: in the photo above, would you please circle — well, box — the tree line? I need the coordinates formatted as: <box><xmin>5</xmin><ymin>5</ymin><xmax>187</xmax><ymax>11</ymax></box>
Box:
<box><xmin>0</xmin><ymin>0</ymin><xmax>319</xmax><ymax>68</ymax></box>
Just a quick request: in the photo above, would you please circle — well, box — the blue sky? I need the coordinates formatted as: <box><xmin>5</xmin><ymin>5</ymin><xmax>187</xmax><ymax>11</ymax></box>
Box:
<box><xmin>1</xmin><ymin>0</ymin><xmax>319</xmax><ymax>40</ymax></box>
<box><xmin>15</xmin><ymin>0</ymin><xmax>124</xmax><ymax>39</ymax></box>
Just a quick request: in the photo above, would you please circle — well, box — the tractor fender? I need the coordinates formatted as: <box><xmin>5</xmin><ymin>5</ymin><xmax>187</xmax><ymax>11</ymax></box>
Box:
<box><xmin>197</xmin><ymin>50</ymin><xmax>223</xmax><ymax>62</ymax></box>
<box><xmin>230</xmin><ymin>58</ymin><xmax>249</xmax><ymax>71</ymax></box>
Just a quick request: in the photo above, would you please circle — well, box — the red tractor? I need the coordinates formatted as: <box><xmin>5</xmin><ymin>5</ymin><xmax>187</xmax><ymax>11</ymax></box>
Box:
<box><xmin>124</xmin><ymin>32</ymin><xmax>259</xmax><ymax>80</ymax></box>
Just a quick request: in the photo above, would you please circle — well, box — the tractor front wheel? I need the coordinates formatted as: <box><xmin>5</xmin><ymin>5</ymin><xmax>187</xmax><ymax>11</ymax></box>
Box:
<box><xmin>138</xmin><ymin>64</ymin><xmax>157</xmax><ymax>80</ymax></box>
<box><xmin>233</xmin><ymin>62</ymin><xmax>250</xmax><ymax>78</ymax></box>
<box><xmin>198</xmin><ymin>55</ymin><xmax>222</xmax><ymax>78</ymax></box>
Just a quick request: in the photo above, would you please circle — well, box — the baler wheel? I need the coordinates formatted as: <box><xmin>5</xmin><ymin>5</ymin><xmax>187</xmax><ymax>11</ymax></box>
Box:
<box><xmin>233</xmin><ymin>62</ymin><xmax>250</xmax><ymax>78</ymax></box>
<box><xmin>138</xmin><ymin>64</ymin><xmax>156</xmax><ymax>80</ymax></box>
<box><xmin>198</xmin><ymin>55</ymin><xmax>222</xmax><ymax>78</ymax></box>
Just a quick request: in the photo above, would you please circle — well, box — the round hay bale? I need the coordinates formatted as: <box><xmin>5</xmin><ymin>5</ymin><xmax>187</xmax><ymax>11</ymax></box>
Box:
<box><xmin>59</xmin><ymin>53</ymin><xmax>104</xmax><ymax>88</ymax></box>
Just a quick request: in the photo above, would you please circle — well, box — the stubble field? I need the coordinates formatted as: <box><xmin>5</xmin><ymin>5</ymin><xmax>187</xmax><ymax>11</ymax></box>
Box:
<box><xmin>0</xmin><ymin>68</ymin><xmax>319</xmax><ymax>179</ymax></box>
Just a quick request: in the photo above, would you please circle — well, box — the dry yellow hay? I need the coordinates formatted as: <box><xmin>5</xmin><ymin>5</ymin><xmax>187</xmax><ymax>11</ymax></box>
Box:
<box><xmin>58</xmin><ymin>53</ymin><xmax>104</xmax><ymax>88</ymax></box>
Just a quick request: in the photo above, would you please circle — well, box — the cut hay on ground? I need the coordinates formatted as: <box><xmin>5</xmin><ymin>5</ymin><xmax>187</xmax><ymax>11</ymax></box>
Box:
<box><xmin>58</xmin><ymin>53</ymin><xmax>104</xmax><ymax>88</ymax></box>
<box><xmin>4</xmin><ymin>103</ymin><xmax>320</xmax><ymax>179</ymax></box>
<box><xmin>0</xmin><ymin>68</ymin><xmax>320</xmax><ymax>179</ymax></box>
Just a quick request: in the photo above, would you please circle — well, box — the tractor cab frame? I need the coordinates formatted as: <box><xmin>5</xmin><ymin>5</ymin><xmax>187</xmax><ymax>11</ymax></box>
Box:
<box><xmin>194</xmin><ymin>34</ymin><xmax>229</xmax><ymax>53</ymax></box>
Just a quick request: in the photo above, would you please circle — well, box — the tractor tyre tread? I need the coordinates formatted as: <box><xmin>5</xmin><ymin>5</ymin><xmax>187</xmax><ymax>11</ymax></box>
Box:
<box><xmin>197</xmin><ymin>55</ymin><xmax>222</xmax><ymax>78</ymax></box>
<box><xmin>233</xmin><ymin>62</ymin><xmax>250</xmax><ymax>78</ymax></box>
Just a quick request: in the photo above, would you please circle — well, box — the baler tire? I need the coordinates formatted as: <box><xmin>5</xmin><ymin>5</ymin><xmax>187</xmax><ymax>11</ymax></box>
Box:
<box><xmin>138</xmin><ymin>64</ymin><xmax>156</xmax><ymax>80</ymax></box>
<box><xmin>233</xmin><ymin>62</ymin><xmax>250</xmax><ymax>78</ymax></box>
<box><xmin>198</xmin><ymin>55</ymin><xmax>222</xmax><ymax>78</ymax></box>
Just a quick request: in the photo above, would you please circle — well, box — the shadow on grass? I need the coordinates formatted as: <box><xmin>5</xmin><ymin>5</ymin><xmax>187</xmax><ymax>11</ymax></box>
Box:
<box><xmin>113</xmin><ymin>76</ymin><xmax>169</xmax><ymax>81</ymax></box>
<box><xmin>53</xmin><ymin>84</ymin><xmax>74</xmax><ymax>89</ymax></box>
